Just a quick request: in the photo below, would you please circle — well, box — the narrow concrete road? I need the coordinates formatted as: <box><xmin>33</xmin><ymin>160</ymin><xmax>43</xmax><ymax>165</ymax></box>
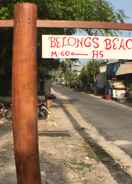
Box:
<box><xmin>53</xmin><ymin>85</ymin><xmax>132</xmax><ymax>157</ymax></box>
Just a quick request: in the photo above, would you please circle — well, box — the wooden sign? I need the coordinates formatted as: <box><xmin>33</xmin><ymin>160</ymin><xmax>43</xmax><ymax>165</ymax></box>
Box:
<box><xmin>42</xmin><ymin>35</ymin><xmax>132</xmax><ymax>59</ymax></box>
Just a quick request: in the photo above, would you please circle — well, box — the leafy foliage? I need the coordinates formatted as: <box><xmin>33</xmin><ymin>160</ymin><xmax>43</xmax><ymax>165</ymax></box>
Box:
<box><xmin>79</xmin><ymin>60</ymin><xmax>100</xmax><ymax>89</ymax></box>
<box><xmin>0</xmin><ymin>0</ymin><xmax>127</xmax><ymax>21</ymax></box>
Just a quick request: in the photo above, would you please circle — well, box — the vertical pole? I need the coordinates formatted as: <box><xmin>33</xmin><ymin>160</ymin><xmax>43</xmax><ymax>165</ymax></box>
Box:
<box><xmin>12</xmin><ymin>3</ymin><xmax>41</xmax><ymax>184</ymax></box>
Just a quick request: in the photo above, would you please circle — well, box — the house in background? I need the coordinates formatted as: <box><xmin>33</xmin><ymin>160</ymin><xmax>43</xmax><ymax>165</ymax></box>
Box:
<box><xmin>99</xmin><ymin>59</ymin><xmax>132</xmax><ymax>82</ymax></box>
<box><xmin>97</xmin><ymin>60</ymin><xmax>132</xmax><ymax>101</ymax></box>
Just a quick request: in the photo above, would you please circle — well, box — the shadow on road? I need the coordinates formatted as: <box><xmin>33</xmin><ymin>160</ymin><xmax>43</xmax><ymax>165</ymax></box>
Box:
<box><xmin>0</xmin><ymin>142</ymin><xmax>68</xmax><ymax>184</ymax></box>
<box><xmin>0</xmin><ymin>142</ymin><xmax>16</xmax><ymax>184</ymax></box>
<box><xmin>56</xmin><ymin>99</ymin><xmax>132</xmax><ymax>184</ymax></box>
<box><xmin>40</xmin><ymin>152</ymin><xmax>68</xmax><ymax>184</ymax></box>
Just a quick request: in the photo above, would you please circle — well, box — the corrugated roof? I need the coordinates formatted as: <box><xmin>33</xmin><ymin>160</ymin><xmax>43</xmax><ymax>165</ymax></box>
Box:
<box><xmin>116</xmin><ymin>63</ymin><xmax>132</xmax><ymax>76</ymax></box>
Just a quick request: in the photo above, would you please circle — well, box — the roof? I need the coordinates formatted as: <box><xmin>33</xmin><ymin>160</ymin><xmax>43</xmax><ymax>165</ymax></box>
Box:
<box><xmin>116</xmin><ymin>62</ymin><xmax>132</xmax><ymax>76</ymax></box>
<box><xmin>107</xmin><ymin>59</ymin><xmax>119</xmax><ymax>64</ymax></box>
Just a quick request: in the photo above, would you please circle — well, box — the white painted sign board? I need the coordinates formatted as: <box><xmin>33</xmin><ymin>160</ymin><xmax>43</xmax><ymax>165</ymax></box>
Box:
<box><xmin>42</xmin><ymin>35</ymin><xmax>132</xmax><ymax>59</ymax></box>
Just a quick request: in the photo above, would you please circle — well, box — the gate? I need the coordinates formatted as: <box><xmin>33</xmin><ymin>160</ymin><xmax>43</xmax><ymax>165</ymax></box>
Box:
<box><xmin>1</xmin><ymin>2</ymin><xmax>132</xmax><ymax>184</ymax></box>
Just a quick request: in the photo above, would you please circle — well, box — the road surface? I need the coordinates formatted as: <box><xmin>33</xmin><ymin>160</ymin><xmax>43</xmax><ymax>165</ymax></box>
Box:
<box><xmin>53</xmin><ymin>85</ymin><xmax>132</xmax><ymax>157</ymax></box>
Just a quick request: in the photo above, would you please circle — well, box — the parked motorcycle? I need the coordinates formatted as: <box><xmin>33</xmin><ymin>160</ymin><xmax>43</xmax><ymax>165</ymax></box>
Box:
<box><xmin>0</xmin><ymin>100</ymin><xmax>49</xmax><ymax>120</ymax></box>
<box><xmin>0</xmin><ymin>102</ymin><xmax>11</xmax><ymax>120</ymax></box>
<box><xmin>38</xmin><ymin>101</ymin><xmax>49</xmax><ymax>119</ymax></box>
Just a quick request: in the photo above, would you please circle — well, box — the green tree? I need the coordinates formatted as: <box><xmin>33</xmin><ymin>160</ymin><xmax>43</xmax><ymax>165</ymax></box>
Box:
<box><xmin>0</xmin><ymin>0</ymin><xmax>127</xmax><ymax>21</ymax></box>
<box><xmin>79</xmin><ymin>60</ymin><xmax>100</xmax><ymax>90</ymax></box>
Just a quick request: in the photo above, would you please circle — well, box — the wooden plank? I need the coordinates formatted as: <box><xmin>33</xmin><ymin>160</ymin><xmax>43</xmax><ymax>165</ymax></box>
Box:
<box><xmin>0</xmin><ymin>20</ymin><xmax>14</xmax><ymax>27</ymax></box>
<box><xmin>37</xmin><ymin>20</ymin><xmax>132</xmax><ymax>30</ymax></box>
<box><xmin>0</xmin><ymin>19</ymin><xmax>132</xmax><ymax>31</ymax></box>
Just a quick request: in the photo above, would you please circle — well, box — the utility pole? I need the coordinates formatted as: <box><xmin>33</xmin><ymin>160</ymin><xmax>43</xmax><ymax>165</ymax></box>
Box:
<box><xmin>12</xmin><ymin>3</ymin><xmax>41</xmax><ymax>184</ymax></box>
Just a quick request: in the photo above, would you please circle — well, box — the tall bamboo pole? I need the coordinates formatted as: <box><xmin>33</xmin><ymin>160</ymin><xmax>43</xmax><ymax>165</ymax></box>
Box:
<box><xmin>12</xmin><ymin>3</ymin><xmax>41</xmax><ymax>184</ymax></box>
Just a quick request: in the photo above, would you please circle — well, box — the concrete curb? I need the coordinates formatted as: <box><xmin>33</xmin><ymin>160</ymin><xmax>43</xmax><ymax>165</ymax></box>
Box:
<box><xmin>84</xmin><ymin>121</ymin><xmax>132</xmax><ymax>177</ymax></box>
<box><xmin>86</xmin><ymin>93</ymin><xmax>132</xmax><ymax>112</ymax></box>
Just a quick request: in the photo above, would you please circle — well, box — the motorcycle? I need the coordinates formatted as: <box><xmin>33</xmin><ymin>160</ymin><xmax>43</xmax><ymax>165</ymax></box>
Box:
<box><xmin>38</xmin><ymin>100</ymin><xmax>49</xmax><ymax>119</ymax></box>
<box><xmin>0</xmin><ymin>102</ymin><xmax>11</xmax><ymax>120</ymax></box>
<box><xmin>0</xmin><ymin>100</ymin><xmax>49</xmax><ymax>120</ymax></box>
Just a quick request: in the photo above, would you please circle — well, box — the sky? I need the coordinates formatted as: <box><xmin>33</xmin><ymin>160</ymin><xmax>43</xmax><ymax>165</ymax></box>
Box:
<box><xmin>108</xmin><ymin>0</ymin><xmax>132</xmax><ymax>23</ymax></box>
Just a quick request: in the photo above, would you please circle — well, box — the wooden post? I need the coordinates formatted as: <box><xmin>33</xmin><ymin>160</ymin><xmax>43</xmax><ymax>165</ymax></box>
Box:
<box><xmin>12</xmin><ymin>3</ymin><xmax>41</xmax><ymax>184</ymax></box>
